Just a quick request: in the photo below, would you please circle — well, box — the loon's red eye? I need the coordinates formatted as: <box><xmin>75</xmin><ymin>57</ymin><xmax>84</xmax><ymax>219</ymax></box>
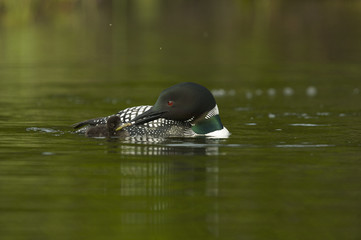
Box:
<box><xmin>167</xmin><ymin>101</ymin><xmax>174</xmax><ymax>106</ymax></box>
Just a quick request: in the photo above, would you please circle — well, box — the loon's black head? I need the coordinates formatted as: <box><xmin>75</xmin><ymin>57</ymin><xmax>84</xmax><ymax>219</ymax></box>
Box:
<box><xmin>132</xmin><ymin>82</ymin><xmax>224</xmax><ymax>134</ymax></box>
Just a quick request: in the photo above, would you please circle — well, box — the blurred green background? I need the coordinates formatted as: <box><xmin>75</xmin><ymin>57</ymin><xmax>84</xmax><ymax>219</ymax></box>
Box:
<box><xmin>1</xmin><ymin>0</ymin><xmax>360</xmax><ymax>83</ymax></box>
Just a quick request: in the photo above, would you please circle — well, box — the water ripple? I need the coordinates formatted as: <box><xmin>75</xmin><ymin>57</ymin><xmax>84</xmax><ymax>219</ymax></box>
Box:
<box><xmin>289</xmin><ymin>123</ymin><xmax>331</xmax><ymax>127</ymax></box>
<box><xmin>26</xmin><ymin>127</ymin><xmax>58</xmax><ymax>133</ymax></box>
<box><xmin>275</xmin><ymin>144</ymin><xmax>334</xmax><ymax>148</ymax></box>
<box><xmin>26</xmin><ymin>127</ymin><xmax>62</xmax><ymax>135</ymax></box>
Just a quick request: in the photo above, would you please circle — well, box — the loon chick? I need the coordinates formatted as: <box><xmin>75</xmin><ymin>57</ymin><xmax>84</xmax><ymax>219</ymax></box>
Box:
<box><xmin>85</xmin><ymin>115</ymin><xmax>128</xmax><ymax>138</ymax></box>
<box><xmin>73</xmin><ymin>82</ymin><xmax>230</xmax><ymax>138</ymax></box>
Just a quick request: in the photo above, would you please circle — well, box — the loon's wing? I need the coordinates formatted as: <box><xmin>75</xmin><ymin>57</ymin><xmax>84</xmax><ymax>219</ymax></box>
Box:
<box><xmin>72</xmin><ymin>105</ymin><xmax>152</xmax><ymax>129</ymax></box>
<box><xmin>72</xmin><ymin>117</ymin><xmax>108</xmax><ymax>129</ymax></box>
<box><xmin>116</xmin><ymin>105</ymin><xmax>152</xmax><ymax>123</ymax></box>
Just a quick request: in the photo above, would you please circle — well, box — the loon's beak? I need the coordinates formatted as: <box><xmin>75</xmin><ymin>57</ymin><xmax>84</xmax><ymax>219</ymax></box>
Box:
<box><xmin>132</xmin><ymin>107</ymin><xmax>167</xmax><ymax>125</ymax></box>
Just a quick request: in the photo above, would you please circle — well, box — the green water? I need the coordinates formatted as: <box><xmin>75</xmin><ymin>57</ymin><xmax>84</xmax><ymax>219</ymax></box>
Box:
<box><xmin>1</xmin><ymin>1</ymin><xmax>361</xmax><ymax>240</ymax></box>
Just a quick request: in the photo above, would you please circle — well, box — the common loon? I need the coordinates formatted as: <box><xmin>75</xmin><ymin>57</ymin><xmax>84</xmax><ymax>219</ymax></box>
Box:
<box><xmin>73</xmin><ymin>82</ymin><xmax>230</xmax><ymax>139</ymax></box>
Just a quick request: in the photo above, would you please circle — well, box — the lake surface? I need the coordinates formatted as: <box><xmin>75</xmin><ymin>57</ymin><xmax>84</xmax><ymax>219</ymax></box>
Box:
<box><xmin>0</xmin><ymin>1</ymin><xmax>361</xmax><ymax>240</ymax></box>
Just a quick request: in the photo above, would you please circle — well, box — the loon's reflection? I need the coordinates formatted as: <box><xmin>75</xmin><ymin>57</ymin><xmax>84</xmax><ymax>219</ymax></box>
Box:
<box><xmin>105</xmin><ymin>137</ymin><xmax>225</xmax><ymax>156</ymax></box>
<box><xmin>103</xmin><ymin>138</ymin><xmax>221</xmax><ymax>237</ymax></box>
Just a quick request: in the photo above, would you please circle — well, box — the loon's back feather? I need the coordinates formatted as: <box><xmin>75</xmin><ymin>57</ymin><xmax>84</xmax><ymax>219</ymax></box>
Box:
<box><xmin>73</xmin><ymin>105</ymin><xmax>191</xmax><ymax>137</ymax></box>
<box><xmin>72</xmin><ymin>106</ymin><xmax>151</xmax><ymax>129</ymax></box>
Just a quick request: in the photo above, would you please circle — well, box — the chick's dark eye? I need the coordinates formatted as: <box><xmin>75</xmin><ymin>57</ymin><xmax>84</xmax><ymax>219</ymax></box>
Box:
<box><xmin>167</xmin><ymin>100</ymin><xmax>174</xmax><ymax>106</ymax></box>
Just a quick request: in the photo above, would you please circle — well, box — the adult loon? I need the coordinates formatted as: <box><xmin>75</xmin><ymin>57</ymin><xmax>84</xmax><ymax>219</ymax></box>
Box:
<box><xmin>73</xmin><ymin>82</ymin><xmax>230</xmax><ymax>138</ymax></box>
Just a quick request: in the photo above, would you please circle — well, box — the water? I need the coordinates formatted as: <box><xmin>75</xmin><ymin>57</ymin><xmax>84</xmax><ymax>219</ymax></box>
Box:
<box><xmin>1</xmin><ymin>1</ymin><xmax>361</xmax><ymax>240</ymax></box>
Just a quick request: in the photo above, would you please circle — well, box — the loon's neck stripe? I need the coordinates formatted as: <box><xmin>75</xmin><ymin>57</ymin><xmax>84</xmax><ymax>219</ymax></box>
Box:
<box><xmin>191</xmin><ymin>115</ymin><xmax>223</xmax><ymax>134</ymax></box>
<box><xmin>205</xmin><ymin>105</ymin><xmax>219</xmax><ymax>119</ymax></box>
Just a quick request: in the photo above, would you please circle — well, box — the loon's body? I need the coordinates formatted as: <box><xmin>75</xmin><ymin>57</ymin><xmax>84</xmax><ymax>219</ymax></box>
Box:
<box><xmin>73</xmin><ymin>82</ymin><xmax>230</xmax><ymax>139</ymax></box>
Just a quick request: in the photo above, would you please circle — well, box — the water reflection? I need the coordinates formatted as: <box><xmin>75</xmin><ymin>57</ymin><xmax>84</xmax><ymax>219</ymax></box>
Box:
<box><xmin>104</xmin><ymin>137</ymin><xmax>225</xmax><ymax>156</ymax></box>
<box><xmin>103</xmin><ymin>142</ymin><xmax>220</xmax><ymax>237</ymax></box>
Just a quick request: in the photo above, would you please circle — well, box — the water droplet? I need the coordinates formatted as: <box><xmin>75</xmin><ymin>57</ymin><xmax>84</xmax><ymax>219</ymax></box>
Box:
<box><xmin>211</xmin><ymin>89</ymin><xmax>226</xmax><ymax>97</ymax></box>
<box><xmin>317</xmin><ymin>112</ymin><xmax>330</xmax><ymax>116</ymax></box>
<box><xmin>283</xmin><ymin>87</ymin><xmax>294</xmax><ymax>96</ymax></box>
<box><xmin>268</xmin><ymin>113</ymin><xmax>276</xmax><ymax>119</ymax></box>
<box><xmin>228</xmin><ymin>90</ymin><xmax>236</xmax><ymax>96</ymax></box>
<box><xmin>306</xmin><ymin>86</ymin><xmax>317</xmax><ymax>97</ymax></box>
<box><xmin>245</xmin><ymin>91</ymin><xmax>253</xmax><ymax>99</ymax></box>
<box><xmin>267</xmin><ymin>88</ymin><xmax>276</xmax><ymax>97</ymax></box>
<box><xmin>42</xmin><ymin>152</ymin><xmax>55</xmax><ymax>156</ymax></box>
<box><xmin>255</xmin><ymin>89</ymin><xmax>263</xmax><ymax>96</ymax></box>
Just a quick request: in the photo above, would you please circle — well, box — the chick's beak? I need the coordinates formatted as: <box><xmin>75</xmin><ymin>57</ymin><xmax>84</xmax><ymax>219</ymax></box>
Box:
<box><xmin>115</xmin><ymin>122</ymin><xmax>132</xmax><ymax>131</ymax></box>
